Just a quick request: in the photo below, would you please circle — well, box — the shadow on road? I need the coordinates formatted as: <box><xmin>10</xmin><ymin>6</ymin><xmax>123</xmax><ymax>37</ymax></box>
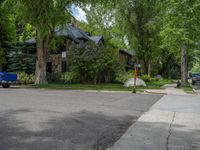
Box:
<box><xmin>0</xmin><ymin>109</ymin><xmax>136</xmax><ymax>150</ymax></box>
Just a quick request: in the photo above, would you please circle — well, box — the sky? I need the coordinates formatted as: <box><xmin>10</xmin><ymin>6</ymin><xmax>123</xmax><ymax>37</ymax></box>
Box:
<box><xmin>70</xmin><ymin>4</ymin><xmax>87</xmax><ymax>22</ymax></box>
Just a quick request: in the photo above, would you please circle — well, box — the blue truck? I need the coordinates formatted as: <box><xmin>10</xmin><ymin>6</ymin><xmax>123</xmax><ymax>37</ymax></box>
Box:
<box><xmin>0</xmin><ymin>72</ymin><xmax>17</xmax><ymax>88</ymax></box>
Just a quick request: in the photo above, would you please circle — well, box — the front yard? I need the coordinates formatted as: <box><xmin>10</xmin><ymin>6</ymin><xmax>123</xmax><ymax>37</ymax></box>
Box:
<box><xmin>30</xmin><ymin>79</ymin><xmax>173</xmax><ymax>92</ymax></box>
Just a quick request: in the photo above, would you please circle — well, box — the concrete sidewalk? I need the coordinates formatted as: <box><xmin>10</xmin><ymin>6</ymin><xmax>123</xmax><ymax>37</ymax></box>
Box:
<box><xmin>107</xmin><ymin>95</ymin><xmax>200</xmax><ymax>150</ymax></box>
<box><xmin>145</xmin><ymin>84</ymin><xmax>191</xmax><ymax>95</ymax></box>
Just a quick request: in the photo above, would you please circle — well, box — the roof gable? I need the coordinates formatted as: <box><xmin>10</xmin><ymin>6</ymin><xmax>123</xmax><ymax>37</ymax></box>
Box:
<box><xmin>25</xmin><ymin>25</ymin><xmax>103</xmax><ymax>45</ymax></box>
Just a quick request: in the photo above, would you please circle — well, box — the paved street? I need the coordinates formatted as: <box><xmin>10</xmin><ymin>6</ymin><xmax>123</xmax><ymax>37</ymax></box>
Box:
<box><xmin>0</xmin><ymin>88</ymin><xmax>161</xmax><ymax>150</ymax></box>
<box><xmin>108</xmin><ymin>94</ymin><xmax>200</xmax><ymax>150</ymax></box>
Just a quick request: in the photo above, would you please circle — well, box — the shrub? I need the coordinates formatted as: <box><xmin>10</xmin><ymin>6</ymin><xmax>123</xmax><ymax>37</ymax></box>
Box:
<box><xmin>115</xmin><ymin>71</ymin><xmax>160</xmax><ymax>84</ymax></box>
<box><xmin>17</xmin><ymin>72</ymin><xmax>35</xmax><ymax>84</ymax></box>
<box><xmin>139</xmin><ymin>75</ymin><xmax>152</xmax><ymax>82</ymax></box>
<box><xmin>47</xmin><ymin>72</ymin><xmax>62</xmax><ymax>83</ymax></box>
<box><xmin>67</xmin><ymin>42</ymin><xmax>119</xmax><ymax>84</ymax></box>
<box><xmin>115</xmin><ymin>70</ymin><xmax>133</xmax><ymax>83</ymax></box>
<box><xmin>60</xmin><ymin>72</ymin><xmax>78</xmax><ymax>83</ymax></box>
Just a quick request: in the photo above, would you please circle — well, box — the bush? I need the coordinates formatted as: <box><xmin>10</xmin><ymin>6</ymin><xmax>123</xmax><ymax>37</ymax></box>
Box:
<box><xmin>139</xmin><ymin>75</ymin><xmax>152</xmax><ymax>82</ymax></box>
<box><xmin>60</xmin><ymin>72</ymin><xmax>78</xmax><ymax>83</ymax></box>
<box><xmin>67</xmin><ymin>42</ymin><xmax>119</xmax><ymax>84</ymax></box>
<box><xmin>17</xmin><ymin>72</ymin><xmax>35</xmax><ymax>84</ymax></box>
<box><xmin>47</xmin><ymin>73</ymin><xmax>62</xmax><ymax>83</ymax></box>
<box><xmin>115</xmin><ymin>70</ymin><xmax>133</xmax><ymax>83</ymax></box>
<box><xmin>115</xmin><ymin>72</ymin><xmax>159</xmax><ymax>84</ymax></box>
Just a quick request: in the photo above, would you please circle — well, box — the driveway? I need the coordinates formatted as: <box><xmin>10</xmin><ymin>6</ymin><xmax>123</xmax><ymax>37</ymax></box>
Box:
<box><xmin>0</xmin><ymin>88</ymin><xmax>162</xmax><ymax>150</ymax></box>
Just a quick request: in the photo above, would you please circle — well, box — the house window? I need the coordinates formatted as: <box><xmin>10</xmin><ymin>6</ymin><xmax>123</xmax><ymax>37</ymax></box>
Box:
<box><xmin>61</xmin><ymin>61</ymin><xmax>67</xmax><ymax>73</ymax></box>
<box><xmin>46</xmin><ymin>62</ymin><xmax>52</xmax><ymax>73</ymax></box>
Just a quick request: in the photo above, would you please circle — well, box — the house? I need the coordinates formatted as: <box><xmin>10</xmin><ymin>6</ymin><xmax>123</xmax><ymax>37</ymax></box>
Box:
<box><xmin>119</xmin><ymin>49</ymin><xmax>134</xmax><ymax>71</ymax></box>
<box><xmin>23</xmin><ymin>25</ymin><xmax>133</xmax><ymax>74</ymax></box>
<box><xmin>24</xmin><ymin>25</ymin><xmax>104</xmax><ymax>73</ymax></box>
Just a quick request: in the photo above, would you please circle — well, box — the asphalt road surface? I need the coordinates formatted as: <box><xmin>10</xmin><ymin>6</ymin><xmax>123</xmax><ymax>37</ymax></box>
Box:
<box><xmin>0</xmin><ymin>88</ymin><xmax>162</xmax><ymax>150</ymax></box>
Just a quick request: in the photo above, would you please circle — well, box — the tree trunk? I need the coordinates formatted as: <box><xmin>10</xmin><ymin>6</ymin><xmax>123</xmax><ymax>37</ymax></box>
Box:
<box><xmin>141</xmin><ymin>59</ymin><xmax>148</xmax><ymax>75</ymax></box>
<box><xmin>35</xmin><ymin>36</ymin><xmax>49</xmax><ymax>84</ymax></box>
<box><xmin>0</xmin><ymin>64</ymin><xmax>2</xmax><ymax>71</ymax></box>
<box><xmin>181</xmin><ymin>45</ymin><xmax>187</xmax><ymax>85</ymax></box>
<box><xmin>94</xmin><ymin>76</ymin><xmax>97</xmax><ymax>85</ymax></box>
<box><xmin>148</xmin><ymin>61</ymin><xmax>151</xmax><ymax>77</ymax></box>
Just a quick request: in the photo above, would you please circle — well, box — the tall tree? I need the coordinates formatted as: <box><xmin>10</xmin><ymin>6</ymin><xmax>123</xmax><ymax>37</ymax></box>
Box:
<box><xmin>3</xmin><ymin>0</ymin><xmax>71</xmax><ymax>84</ymax></box>
<box><xmin>79</xmin><ymin>3</ymin><xmax>127</xmax><ymax>49</ymax></box>
<box><xmin>160</xmin><ymin>0</ymin><xmax>200</xmax><ymax>85</ymax></box>
<box><xmin>0</xmin><ymin>0</ymin><xmax>16</xmax><ymax>71</ymax></box>
<box><xmin>115</xmin><ymin>0</ymin><xmax>163</xmax><ymax>76</ymax></box>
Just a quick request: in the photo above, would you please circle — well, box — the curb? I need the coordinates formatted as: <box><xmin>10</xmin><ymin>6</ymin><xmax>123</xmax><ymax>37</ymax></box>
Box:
<box><xmin>144</xmin><ymin>90</ymin><xmax>166</xmax><ymax>95</ymax></box>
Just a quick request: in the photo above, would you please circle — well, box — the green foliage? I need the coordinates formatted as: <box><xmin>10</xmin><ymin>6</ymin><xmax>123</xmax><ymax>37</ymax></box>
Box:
<box><xmin>60</xmin><ymin>72</ymin><xmax>78</xmax><ymax>83</ymax></box>
<box><xmin>47</xmin><ymin>72</ymin><xmax>78</xmax><ymax>83</ymax></box>
<box><xmin>2</xmin><ymin>0</ymin><xmax>200</xmax><ymax>82</ymax></box>
<box><xmin>32</xmin><ymin>83</ymin><xmax>133</xmax><ymax>91</ymax></box>
<box><xmin>0</xmin><ymin>0</ymin><xmax>16</xmax><ymax>69</ymax></box>
<box><xmin>68</xmin><ymin>42</ymin><xmax>119</xmax><ymax>84</ymax></box>
<box><xmin>139</xmin><ymin>75</ymin><xmax>152</xmax><ymax>83</ymax></box>
<box><xmin>17</xmin><ymin>72</ymin><xmax>35</xmax><ymax>84</ymax></box>
<box><xmin>160</xmin><ymin>0</ymin><xmax>200</xmax><ymax>49</ymax></box>
<box><xmin>47</xmin><ymin>72</ymin><xmax>62</xmax><ymax>83</ymax></box>
<box><xmin>177</xmin><ymin>83</ymin><xmax>193</xmax><ymax>93</ymax></box>
<box><xmin>113</xmin><ymin>0</ymin><xmax>163</xmax><ymax>75</ymax></box>
<box><xmin>0</xmin><ymin>47</ymin><xmax>6</xmax><ymax>66</ymax></box>
<box><xmin>191</xmin><ymin>62</ymin><xmax>200</xmax><ymax>73</ymax></box>
<box><xmin>145</xmin><ymin>79</ymin><xmax>173</xmax><ymax>89</ymax></box>
<box><xmin>160</xmin><ymin>0</ymin><xmax>200</xmax><ymax>73</ymax></box>
<box><xmin>49</xmin><ymin>37</ymin><xmax>65</xmax><ymax>53</ymax></box>
<box><xmin>3</xmin><ymin>0</ymin><xmax>73</xmax><ymax>84</ymax></box>
<box><xmin>3</xmin><ymin>0</ymin><xmax>71</xmax><ymax>36</ymax></box>
<box><xmin>79</xmin><ymin>0</ymin><xmax>200</xmax><ymax>78</ymax></box>
<box><xmin>6</xmin><ymin>46</ymin><xmax>35</xmax><ymax>73</ymax></box>
<box><xmin>17</xmin><ymin>23</ymin><xmax>36</xmax><ymax>42</ymax></box>
<box><xmin>115</xmin><ymin>71</ymin><xmax>157</xmax><ymax>83</ymax></box>
<box><xmin>79</xmin><ymin>3</ymin><xmax>127</xmax><ymax>49</ymax></box>
<box><xmin>115</xmin><ymin>70</ymin><xmax>133</xmax><ymax>83</ymax></box>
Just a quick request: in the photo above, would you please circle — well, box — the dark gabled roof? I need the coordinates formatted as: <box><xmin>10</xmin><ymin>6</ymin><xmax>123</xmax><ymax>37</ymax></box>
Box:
<box><xmin>25</xmin><ymin>25</ymin><xmax>103</xmax><ymax>45</ymax></box>
<box><xmin>89</xmin><ymin>36</ymin><xmax>104</xmax><ymax>45</ymax></box>
<box><xmin>55</xmin><ymin>25</ymin><xmax>90</xmax><ymax>42</ymax></box>
<box><xmin>55</xmin><ymin>26</ymin><xmax>79</xmax><ymax>43</ymax></box>
<box><xmin>119</xmin><ymin>49</ymin><xmax>134</xmax><ymax>57</ymax></box>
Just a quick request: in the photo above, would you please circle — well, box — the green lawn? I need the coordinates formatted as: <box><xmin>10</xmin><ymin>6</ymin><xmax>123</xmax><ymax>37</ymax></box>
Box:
<box><xmin>30</xmin><ymin>79</ymin><xmax>173</xmax><ymax>92</ymax></box>
<box><xmin>31</xmin><ymin>83</ymin><xmax>133</xmax><ymax>91</ymax></box>
<box><xmin>177</xmin><ymin>83</ymin><xmax>194</xmax><ymax>93</ymax></box>
<box><xmin>145</xmin><ymin>79</ymin><xmax>173</xmax><ymax>89</ymax></box>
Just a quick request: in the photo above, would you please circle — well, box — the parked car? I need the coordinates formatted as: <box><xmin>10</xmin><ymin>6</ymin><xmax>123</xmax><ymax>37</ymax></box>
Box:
<box><xmin>191</xmin><ymin>73</ymin><xmax>200</xmax><ymax>85</ymax></box>
<box><xmin>0</xmin><ymin>72</ymin><xmax>17</xmax><ymax>88</ymax></box>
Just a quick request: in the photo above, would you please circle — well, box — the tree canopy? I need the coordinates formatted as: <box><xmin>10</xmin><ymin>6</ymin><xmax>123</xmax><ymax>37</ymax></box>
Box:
<box><xmin>0</xmin><ymin>0</ymin><xmax>16</xmax><ymax>71</ymax></box>
<box><xmin>1</xmin><ymin>0</ymin><xmax>200</xmax><ymax>84</ymax></box>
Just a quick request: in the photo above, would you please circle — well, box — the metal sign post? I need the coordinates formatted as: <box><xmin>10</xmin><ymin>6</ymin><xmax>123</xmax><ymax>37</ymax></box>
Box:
<box><xmin>132</xmin><ymin>63</ymin><xmax>137</xmax><ymax>93</ymax></box>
